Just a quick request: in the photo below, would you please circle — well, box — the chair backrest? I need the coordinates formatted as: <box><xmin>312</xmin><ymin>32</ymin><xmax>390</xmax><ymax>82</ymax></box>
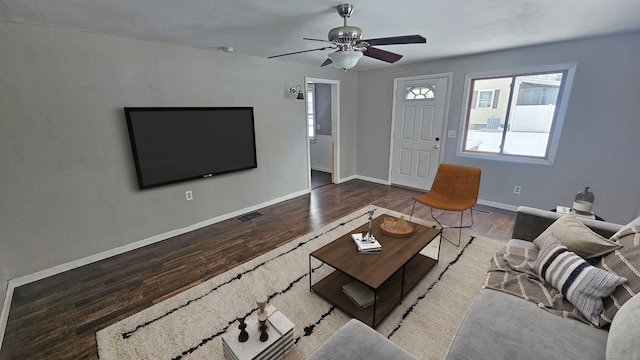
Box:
<box><xmin>430</xmin><ymin>163</ymin><xmax>481</xmax><ymax>202</ymax></box>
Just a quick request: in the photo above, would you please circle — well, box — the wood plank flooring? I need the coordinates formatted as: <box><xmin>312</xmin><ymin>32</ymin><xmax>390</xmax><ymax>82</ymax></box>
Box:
<box><xmin>0</xmin><ymin>180</ymin><xmax>515</xmax><ymax>359</ymax></box>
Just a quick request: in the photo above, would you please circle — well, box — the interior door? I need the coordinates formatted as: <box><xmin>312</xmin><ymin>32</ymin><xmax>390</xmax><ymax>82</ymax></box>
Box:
<box><xmin>390</xmin><ymin>76</ymin><xmax>449</xmax><ymax>190</ymax></box>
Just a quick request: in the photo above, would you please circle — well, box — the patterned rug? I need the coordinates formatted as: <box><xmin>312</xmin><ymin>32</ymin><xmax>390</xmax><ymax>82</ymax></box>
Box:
<box><xmin>96</xmin><ymin>205</ymin><xmax>504</xmax><ymax>359</ymax></box>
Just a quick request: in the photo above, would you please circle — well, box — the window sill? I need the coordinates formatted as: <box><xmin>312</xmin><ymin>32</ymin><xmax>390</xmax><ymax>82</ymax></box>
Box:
<box><xmin>457</xmin><ymin>150</ymin><xmax>555</xmax><ymax>166</ymax></box>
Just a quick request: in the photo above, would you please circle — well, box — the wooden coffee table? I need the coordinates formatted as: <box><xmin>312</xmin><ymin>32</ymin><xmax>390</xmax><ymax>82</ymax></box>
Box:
<box><xmin>309</xmin><ymin>214</ymin><xmax>441</xmax><ymax>328</ymax></box>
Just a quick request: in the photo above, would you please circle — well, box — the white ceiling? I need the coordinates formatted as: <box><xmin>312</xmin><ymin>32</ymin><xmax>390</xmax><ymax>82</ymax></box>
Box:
<box><xmin>2</xmin><ymin>0</ymin><xmax>640</xmax><ymax>71</ymax></box>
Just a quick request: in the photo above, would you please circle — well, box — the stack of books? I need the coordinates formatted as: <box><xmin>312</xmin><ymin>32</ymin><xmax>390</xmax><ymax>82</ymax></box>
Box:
<box><xmin>351</xmin><ymin>232</ymin><xmax>382</xmax><ymax>254</ymax></box>
<box><xmin>342</xmin><ymin>281</ymin><xmax>377</xmax><ymax>309</ymax></box>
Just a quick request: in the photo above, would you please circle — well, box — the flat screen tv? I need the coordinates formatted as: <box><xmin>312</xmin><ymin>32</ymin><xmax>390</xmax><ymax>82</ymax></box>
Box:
<box><xmin>125</xmin><ymin>107</ymin><xmax>257</xmax><ymax>190</ymax></box>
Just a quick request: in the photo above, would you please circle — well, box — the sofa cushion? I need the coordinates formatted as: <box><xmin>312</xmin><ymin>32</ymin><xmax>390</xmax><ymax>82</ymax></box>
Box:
<box><xmin>531</xmin><ymin>234</ymin><xmax>627</xmax><ymax>326</ymax></box>
<box><xmin>607</xmin><ymin>293</ymin><xmax>640</xmax><ymax>360</ymax></box>
<box><xmin>445</xmin><ymin>289</ymin><xmax>608</xmax><ymax>360</ymax></box>
<box><xmin>598</xmin><ymin>222</ymin><xmax>640</xmax><ymax>327</ymax></box>
<box><xmin>305</xmin><ymin>319</ymin><xmax>416</xmax><ymax>360</ymax></box>
<box><xmin>532</xmin><ymin>213</ymin><xmax>621</xmax><ymax>259</ymax></box>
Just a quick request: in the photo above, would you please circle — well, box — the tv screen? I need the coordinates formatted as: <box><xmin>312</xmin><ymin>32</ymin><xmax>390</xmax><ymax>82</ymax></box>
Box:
<box><xmin>125</xmin><ymin>107</ymin><xmax>257</xmax><ymax>190</ymax></box>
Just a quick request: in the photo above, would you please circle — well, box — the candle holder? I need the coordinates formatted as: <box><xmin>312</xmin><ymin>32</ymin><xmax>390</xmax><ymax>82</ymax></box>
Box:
<box><xmin>258</xmin><ymin>313</ymin><xmax>269</xmax><ymax>342</ymax></box>
<box><xmin>256</xmin><ymin>295</ymin><xmax>268</xmax><ymax>316</ymax></box>
<box><xmin>236</xmin><ymin>311</ymin><xmax>249</xmax><ymax>343</ymax></box>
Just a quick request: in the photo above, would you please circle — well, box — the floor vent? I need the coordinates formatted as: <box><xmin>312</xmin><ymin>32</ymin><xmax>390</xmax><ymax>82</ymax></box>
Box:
<box><xmin>238</xmin><ymin>211</ymin><xmax>263</xmax><ymax>222</ymax></box>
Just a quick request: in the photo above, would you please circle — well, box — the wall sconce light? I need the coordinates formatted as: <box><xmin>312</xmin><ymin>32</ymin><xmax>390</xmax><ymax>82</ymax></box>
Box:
<box><xmin>289</xmin><ymin>85</ymin><xmax>305</xmax><ymax>100</ymax></box>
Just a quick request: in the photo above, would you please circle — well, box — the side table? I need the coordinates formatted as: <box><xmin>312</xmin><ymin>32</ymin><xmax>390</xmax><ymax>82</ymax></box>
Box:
<box><xmin>222</xmin><ymin>305</ymin><xmax>295</xmax><ymax>360</ymax></box>
<box><xmin>553</xmin><ymin>206</ymin><xmax>604</xmax><ymax>221</ymax></box>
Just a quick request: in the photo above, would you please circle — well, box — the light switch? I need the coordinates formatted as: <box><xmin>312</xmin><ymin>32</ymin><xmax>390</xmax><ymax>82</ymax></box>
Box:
<box><xmin>447</xmin><ymin>130</ymin><xmax>457</xmax><ymax>138</ymax></box>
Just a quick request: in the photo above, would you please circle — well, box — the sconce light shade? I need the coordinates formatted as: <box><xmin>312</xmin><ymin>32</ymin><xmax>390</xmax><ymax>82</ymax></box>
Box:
<box><xmin>290</xmin><ymin>85</ymin><xmax>304</xmax><ymax>100</ymax></box>
<box><xmin>328</xmin><ymin>50</ymin><xmax>363</xmax><ymax>70</ymax></box>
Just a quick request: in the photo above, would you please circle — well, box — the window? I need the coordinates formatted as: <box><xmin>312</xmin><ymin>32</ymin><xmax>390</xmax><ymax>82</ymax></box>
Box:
<box><xmin>476</xmin><ymin>90</ymin><xmax>496</xmax><ymax>108</ymax></box>
<box><xmin>405</xmin><ymin>85</ymin><xmax>436</xmax><ymax>100</ymax></box>
<box><xmin>307</xmin><ymin>85</ymin><xmax>315</xmax><ymax>140</ymax></box>
<box><xmin>458</xmin><ymin>63</ymin><xmax>576</xmax><ymax>165</ymax></box>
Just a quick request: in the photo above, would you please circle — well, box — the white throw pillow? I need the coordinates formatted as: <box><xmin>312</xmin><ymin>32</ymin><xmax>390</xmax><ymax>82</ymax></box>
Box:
<box><xmin>532</xmin><ymin>213</ymin><xmax>621</xmax><ymax>259</ymax></box>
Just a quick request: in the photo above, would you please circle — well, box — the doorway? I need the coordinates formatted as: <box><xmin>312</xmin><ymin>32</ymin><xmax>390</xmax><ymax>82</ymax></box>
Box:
<box><xmin>305</xmin><ymin>77</ymin><xmax>340</xmax><ymax>190</ymax></box>
<box><xmin>389</xmin><ymin>74</ymin><xmax>452</xmax><ymax>190</ymax></box>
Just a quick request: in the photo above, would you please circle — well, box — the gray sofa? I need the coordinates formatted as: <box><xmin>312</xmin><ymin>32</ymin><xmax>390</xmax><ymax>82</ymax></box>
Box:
<box><xmin>307</xmin><ymin>206</ymin><xmax>639</xmax><ymax>360</ymax></box>
<box><xmin>306</xmin><ymin>318</ymin><xmax>416</xmax><ymax>360</ymax></box>
<box><xmin>445</xmin><ymin>206</ymin><xmax>637</xmax><ymax>360</ymax></box>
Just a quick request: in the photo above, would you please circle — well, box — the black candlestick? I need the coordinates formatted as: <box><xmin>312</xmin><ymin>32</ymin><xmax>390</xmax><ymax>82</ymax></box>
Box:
<box><xmin>258</xmin><ymin>313</ymin><xmax>269</xmax><ymax>342</ymax></box>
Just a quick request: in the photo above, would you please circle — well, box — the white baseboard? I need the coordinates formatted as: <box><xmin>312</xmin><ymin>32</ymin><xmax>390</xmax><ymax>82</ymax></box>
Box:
<box><xmin>476</xmin><ymin>199</ymin><xmax>518</xmax><ymax>212</ymax></box>
<box><xmin>355</xmin><ymin>175</ymin><xmax>391</xmax><ymax>186</ymax></box>
<box><xmin>0</xmin><ymin>284</ymin><xmax>12</xmax><ymax>350</ymax></box>
<box><xmin>351</xmin><ymin>176</ymin><xmax>517</xmax><ymax>211</ymax></box>
<box><xmin>0</xmin><ymin>179</ymin><xmax>518</xmax><ymax>349</ymax></box>
<box><xmin>310</xmin><ymin>166</ymin><xmax>332</xmax><ymax>173</ymax></box>
<box><xmin>0</xmin><ymin>188</ymin><xmax>310</xmax><ymax>349</ymax></box>
<box><xmin>334</xmin><ymin>174</ymin><xmax>356</xmax><ymax>184</ymax></box>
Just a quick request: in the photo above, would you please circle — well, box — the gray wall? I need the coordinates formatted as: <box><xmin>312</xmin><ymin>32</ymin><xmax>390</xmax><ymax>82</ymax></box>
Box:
<box><xmin>0</xmin><ymin>22</ymin><xmax>357</xmax><ymax>310</ymax></box>
<box><xmin>357</xmin><ymin>32</ymin><xmax>640</xmax><ymax>225</ymax></box>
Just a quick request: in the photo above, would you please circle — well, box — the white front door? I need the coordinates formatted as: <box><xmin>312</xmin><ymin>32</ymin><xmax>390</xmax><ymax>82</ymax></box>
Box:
<box><xmin>390</xmin><ymin>76</ymin><xmax>450</xmax><ymax>190</ymax></box>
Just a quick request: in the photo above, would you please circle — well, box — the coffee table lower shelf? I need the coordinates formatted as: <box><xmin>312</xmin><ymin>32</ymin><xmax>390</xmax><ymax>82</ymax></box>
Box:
<box><xmin>310</xmin><ymin>254</ymin><xmax>436</xmax><ymax>328</ymax></box>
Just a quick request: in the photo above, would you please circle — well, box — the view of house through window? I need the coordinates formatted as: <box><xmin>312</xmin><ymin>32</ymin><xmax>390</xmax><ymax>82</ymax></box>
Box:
<box><xmin>462</xmin><ymin>70</ymin><xmax>568</xmax><ymax>160</ymax></box>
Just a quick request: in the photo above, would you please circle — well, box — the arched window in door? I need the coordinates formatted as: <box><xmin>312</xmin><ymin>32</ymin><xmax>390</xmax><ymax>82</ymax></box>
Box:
<box><xmin>405</xmin><ymin>85</ymin><xmax>436</xmax><ymax>100</ymax></box>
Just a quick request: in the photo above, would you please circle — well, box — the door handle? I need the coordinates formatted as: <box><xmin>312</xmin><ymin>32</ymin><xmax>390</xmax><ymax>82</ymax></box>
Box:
<box><xmin>433</xmin><ymin>144</ymin><xmax>440</xmax><ymax>149</ymax></box>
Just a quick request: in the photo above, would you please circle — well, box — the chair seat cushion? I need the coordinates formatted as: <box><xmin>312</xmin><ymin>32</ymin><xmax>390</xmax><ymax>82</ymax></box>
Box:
<box><xmin>413</xmin><ymin>193</ymin><xmax>475</xmax><ymax>212</ymax></box>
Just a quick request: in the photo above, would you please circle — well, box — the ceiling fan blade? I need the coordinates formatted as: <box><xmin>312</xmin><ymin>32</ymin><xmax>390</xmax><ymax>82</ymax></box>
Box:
<box><xmin>268</xmin><ymin>46</ymin><xmax>335</xmax><ymax>59</ymax></box>
<box><xmin>303</xmin><ymin>37</ymin><xmax>335</xmax><ymax>44</ymax></box>
<box><xmin>359</xmin><ymin>34</ymin><xmax>426</xmax><ymax>46</ymax></box>
<box><xmin>363</xmin><ymin>47</ymin><xmax>403</xmax><ymax>63</ymax></box>
<box><xmin>320</xmin><ymin>58</ymin><xmax>333</xmax><ymax>67</ymax></box>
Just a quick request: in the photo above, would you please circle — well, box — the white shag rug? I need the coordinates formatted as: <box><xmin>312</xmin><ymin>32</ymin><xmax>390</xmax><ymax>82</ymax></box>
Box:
<box><xmin>96</xmin><ymin>205</ymin><xmax>504</xmax><ymax>359</ymax></box>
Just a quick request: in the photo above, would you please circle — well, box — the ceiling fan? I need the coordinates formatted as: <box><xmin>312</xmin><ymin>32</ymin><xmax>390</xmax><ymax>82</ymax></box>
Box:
<box><xmin>268</xmin><ymin>4</ymin><xmax>426</xmax><ymax>71</ymax></box>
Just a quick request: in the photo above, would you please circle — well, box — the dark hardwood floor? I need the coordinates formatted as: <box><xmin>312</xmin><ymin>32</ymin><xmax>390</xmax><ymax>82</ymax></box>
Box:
<box><xmin>0</xmin><ymin>180</ymin><xmax>515</xmax><ymax>359</ymax></box>
<box><xmin>310</xmin><ymin>169</ymin><xmax>332</xmax><ymax>189</ymax></box>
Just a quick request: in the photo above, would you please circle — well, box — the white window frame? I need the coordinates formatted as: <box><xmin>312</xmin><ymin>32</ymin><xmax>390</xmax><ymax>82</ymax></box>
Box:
<box><xmin>457</xmin><ymin>63</ymin><xmax>577</xmax><ymax>166</ymax></box>
<box><xmin>307</xmin><ymin>85</ymin><xmax>316</xmax><ymax>141</ymax></box>
<box><xmin>476</xmin><ymin>89</ymin><xmax>495</xmax><ymax>108</ymax></box>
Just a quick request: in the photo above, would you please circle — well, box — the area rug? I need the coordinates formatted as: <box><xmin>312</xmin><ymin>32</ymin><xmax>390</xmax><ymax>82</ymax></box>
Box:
<box><xmin>96</xmin><ymin>205</ymin><xmax>505</xmax><ymax>360</ymax></box>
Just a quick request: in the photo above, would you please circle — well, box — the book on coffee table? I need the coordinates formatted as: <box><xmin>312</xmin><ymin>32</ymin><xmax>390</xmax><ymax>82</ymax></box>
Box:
<box><xmin>351</xmin><ymin>233</ymin><xmax>382</xmax><ymax>253</ymax></box>
<box><xmin>342</xmin><ymin>281</ymin><xmax>377</xmax><ymax>309</ymax></box>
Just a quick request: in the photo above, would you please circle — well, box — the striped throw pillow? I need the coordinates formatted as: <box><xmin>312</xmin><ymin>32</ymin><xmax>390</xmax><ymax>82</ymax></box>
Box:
<box><xmin>531</xmin><ymin>234</ymin><xmax>627</xmax><ymax>326</ymax></box>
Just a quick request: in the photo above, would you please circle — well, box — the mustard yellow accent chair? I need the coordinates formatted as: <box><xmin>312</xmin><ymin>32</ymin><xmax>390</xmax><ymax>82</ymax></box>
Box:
<box><xmin>411</xmin><ymin>163</ymin><xmax>481</xmax><ymax>246</ymax></box>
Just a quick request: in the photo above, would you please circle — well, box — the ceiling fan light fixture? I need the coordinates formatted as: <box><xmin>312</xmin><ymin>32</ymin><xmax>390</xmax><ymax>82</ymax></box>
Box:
<box><xmin>327</xmin><ymin>50</ymin><xmax>363</xmax><ymax>70</ymax></box>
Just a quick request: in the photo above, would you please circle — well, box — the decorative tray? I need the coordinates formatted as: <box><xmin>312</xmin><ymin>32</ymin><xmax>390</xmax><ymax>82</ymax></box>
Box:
<box><xmin>379</xmin><ymin>216</ymin><xmax>415</xmax><ymax>238</ymax></box>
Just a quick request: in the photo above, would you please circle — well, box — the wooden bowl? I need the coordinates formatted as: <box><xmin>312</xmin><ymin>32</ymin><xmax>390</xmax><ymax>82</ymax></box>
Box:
<box><xmin>380</xmin><ymin>217</ymin><xmax>415</xmax><ymax>238</ymax></box>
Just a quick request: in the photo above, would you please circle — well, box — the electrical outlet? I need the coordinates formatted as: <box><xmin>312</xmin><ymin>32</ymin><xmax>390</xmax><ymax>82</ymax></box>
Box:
<box><xmin>513</xmin><ymin>185</ymin><xmax>522</xmax><ymax>195</ymax></box>
<box><xmin>185</xmin><ymin>190</ymin><xmax>193</xmax><ymax>201</ymax></box>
